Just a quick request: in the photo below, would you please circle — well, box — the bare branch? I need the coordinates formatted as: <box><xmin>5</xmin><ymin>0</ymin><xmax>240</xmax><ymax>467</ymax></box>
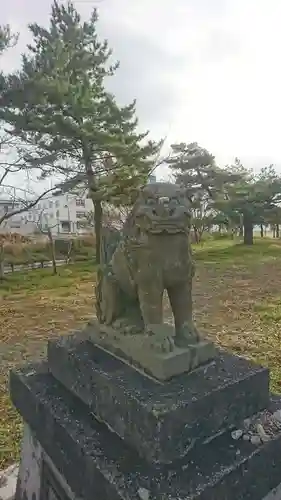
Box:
<box><xmin>35</xmin><ymin>208</ymin><xmax>58</xmax><ymax>231</ymax></box>
<box><xmin>0</xmin><ymin>186</ymin><xmax>60</xmax><ymax>226</ymax></box>
<box><xmin>0</xmin><ymin>168</ymin><xmax>9</xmax><ymax>186</ymax></box>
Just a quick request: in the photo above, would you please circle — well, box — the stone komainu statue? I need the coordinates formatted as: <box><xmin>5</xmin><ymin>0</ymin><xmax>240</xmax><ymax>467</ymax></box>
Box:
<box><xmin>96</xmin><ymin>182</ymin><xmax>200</xmax><ymax>348</ymax></box>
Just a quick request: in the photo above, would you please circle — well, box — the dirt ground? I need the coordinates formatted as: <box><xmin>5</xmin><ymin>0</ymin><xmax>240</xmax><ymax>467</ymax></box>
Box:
<box><xmin>1</xmin><ymin>240</ymin><xmax>281</xmax><ymax>468</ymax></box>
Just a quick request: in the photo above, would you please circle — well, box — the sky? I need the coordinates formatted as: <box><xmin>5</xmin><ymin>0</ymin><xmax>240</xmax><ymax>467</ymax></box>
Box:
<box><xmin>2</xmin><ymin>0</ymin><xmax>281</xmax><ymax>183</ymax></box>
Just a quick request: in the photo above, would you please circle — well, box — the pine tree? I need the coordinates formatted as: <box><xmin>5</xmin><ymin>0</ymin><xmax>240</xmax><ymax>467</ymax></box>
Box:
<box><xmin>214</xmin><ymin>161</ymin><xmax>281</xmax><ymax>245</ymax></box>
<box><xmin>0</xmin><ymin>1</ymin><xmax>160</xmax><ymax>266</ymax></box>
<box><xmin>0</xmin><ymin>25</ymin><xmax>17</xmax><ymax>55</ymax></box>
<box><xmin>167</xmin><ymin>142</ymin><xmax>239</xmax><ymax>241</ymax></box>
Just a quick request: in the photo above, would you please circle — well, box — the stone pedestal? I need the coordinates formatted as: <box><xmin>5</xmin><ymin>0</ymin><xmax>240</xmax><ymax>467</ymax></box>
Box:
<box><xmin>10</xmin><ymin>332</ymin><xmax>281</xmax><ymax>500</ymax></box>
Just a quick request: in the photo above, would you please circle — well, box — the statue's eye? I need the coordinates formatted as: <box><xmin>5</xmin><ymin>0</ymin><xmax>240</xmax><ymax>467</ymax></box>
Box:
<box><xmin>171</xmin><ymin>197</ymin><xmax>180</xmax><ymax>205</ymax></box>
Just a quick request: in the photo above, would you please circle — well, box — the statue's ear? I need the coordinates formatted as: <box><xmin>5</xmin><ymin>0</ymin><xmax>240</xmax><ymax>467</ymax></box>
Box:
<box><xmin>182</xmin><ymin>188</ymin><xmax>193</xmax><ymax>205</ymax></box>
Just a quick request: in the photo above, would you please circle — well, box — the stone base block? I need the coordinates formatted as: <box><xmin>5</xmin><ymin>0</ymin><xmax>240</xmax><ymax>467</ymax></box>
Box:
<box><xmin>86</xmin><ymin>321</ymin><xmax>216</xmax><ymax>380</ymax></box>
<box><xmin>48</xmin><ymin>335</ymin><xmax>270</xmax><ymax>464</ymax></box>
<box><xmin>9</xmin><ymin>365</ymin><xmax>281</xmax><ymax>500</ymax></box>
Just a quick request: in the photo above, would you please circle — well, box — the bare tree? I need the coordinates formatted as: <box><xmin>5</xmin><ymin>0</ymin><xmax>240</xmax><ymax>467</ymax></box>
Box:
<box><xmin>0</xmin><ymin>227</ymin><xmax>7</xmax><ymax>280</ymax></box>
<box><xmin>35</xmin><ymin>209</ymin><xmax>58</xmax><ymax>275</ymax></box>
<box><xmin>84</xmin><ymin>203</ymin><xmax>132</xmax><ymax>232</ymax></box>
<box><xmin>0</xmin><ymin>131</ymin><xmax>63</xmax><ymax>228</ymax></box>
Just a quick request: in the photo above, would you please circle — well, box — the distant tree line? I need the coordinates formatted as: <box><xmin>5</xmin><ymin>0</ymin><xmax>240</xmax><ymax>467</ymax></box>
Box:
<box><xmin>166</xmin><ymin>142</ymin><xmax>281</xmax><ymax>245</ymax></box>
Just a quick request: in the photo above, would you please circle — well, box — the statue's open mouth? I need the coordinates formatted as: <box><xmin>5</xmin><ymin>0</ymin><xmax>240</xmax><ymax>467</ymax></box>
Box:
<box><xmin>148</xmin><ymin>223</ymin><xmax>186</xmax><ymax>234</ymax></box>
<box><xmin>135</xmin><ymin>213</ymin><xmax>189</xmax><ymax>234</ymax></box>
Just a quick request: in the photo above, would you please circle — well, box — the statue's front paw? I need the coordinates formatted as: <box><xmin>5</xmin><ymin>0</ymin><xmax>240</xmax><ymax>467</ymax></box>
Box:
<box><xmin>175</xmin><ymin>322</ymin><xmax>200</xmax><ymax>348</ymax></box>
<box><xmin>159</xmin><ymin>334</ymin><xmax>175</xmax><ymax>353</ymax></box>
<box><xmin>145</xmin><ymin>324</ymin><xmax>175</xmax><ymax>353</ymax></box>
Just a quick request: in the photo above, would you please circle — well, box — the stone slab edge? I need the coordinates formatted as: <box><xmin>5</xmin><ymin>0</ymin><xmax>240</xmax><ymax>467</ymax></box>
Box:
<box><xmin>0</xmin><ymin>464</ymin><xmax>18</xmax><ymax>500</ymax></box>
<box><xmin>1</xmin><ymin>464</ymin><xmax>281</xmax><ymax>500</ymax></box>
<box><xmin>264</xmin><ymin>483</ymin><xmax>281</xmax><ymax>499</ymax></box>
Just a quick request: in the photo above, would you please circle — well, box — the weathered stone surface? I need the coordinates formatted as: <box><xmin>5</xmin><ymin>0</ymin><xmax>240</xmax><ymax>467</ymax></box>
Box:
<box><xmin>87</xmin><ymin>321</ymin><xmax>216</xmax><ymax>380</ymax></box>
<box><xmin>48</xmin><ymin>335</ymin><xmax>269</xmax><ymax>463</ymax></box>
<box><xmin>15</xmin><ymin>424</ymin><xmax>77</xmax><ymax>500</ymax></box>
<box><xmin>9</xmin><ymin>365</ymin><xmax>281</xmax><ymax>500</ymax></box>
<box><xmin>14</xmin><ymin>424</ymin><xmax>42</xmax><ymax>500</ymax></box>
<box><xmin>95</xmin><ymin>182</ymin><xmax>216</xmax><ymax>377</ymax></box>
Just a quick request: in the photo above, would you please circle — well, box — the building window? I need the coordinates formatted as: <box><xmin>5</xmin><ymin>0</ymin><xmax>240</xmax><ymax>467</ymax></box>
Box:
<box><xmin>76</xmin><ymin>198</ymin><xmax>85</xmax><ymax>207</ymax></box>
<box><xmin>76</xmin><ymin>211</ymin><xmax>85</xmax><ymax>219</ymax></box>
<box><xmin>76</xmin><ymin>221</ymin><xmax>87</xmax><ymax>230</ymax></box>
<box><xmin>56</xmin><ymin>210</ymin><xmax>60</xmax><ymax>218</ymax></box>
<box><xmin>55</xmin><ymin>200</ymin><xmax>60</xmax><ymax>208</ymax></box>
<box><xmin>49</xmin><ymin>201</ymin><xmax>53</xmax><ymax>208</ymax></box>
<box><xmin>10</xmin><ymin>221</ymin><xmax>21</xmax><ymax>228</ymax></box>
<box><xmin>61</xmin><ymin>221</ymin><xmax>71</xmax><ymax>232</ymax></box>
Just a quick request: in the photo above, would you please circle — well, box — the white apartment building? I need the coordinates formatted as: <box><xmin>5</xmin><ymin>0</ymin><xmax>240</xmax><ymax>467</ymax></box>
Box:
<box><xmin>25</xmin><ymin>191</ymin><xmax>94</xmax><ymax>236</ymax></box>
<box><xmin>0</xmin><ymin>198</ymin><xmax>32</xmax><ymax>234</ymax></box>
<box><xmin>0</xmin><ymin>174</ymin><xmax>157</xmax><ymax>236</ymax></box>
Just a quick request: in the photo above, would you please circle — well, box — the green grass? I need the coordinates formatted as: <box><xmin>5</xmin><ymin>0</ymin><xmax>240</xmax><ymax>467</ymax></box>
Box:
<box><xmin>194</xmin><ymin>237</ymin><xmax>281</xmax><ymax>263</ymax></box>
<box><xmin>0</xmin><ymin>261</ymin><xmax>96</xmax><ymax>297</ymax></box>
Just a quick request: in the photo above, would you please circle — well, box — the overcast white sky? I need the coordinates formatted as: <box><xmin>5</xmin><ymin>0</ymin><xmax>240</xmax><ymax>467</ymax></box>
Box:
<box><xmin>2</xmin><ymin>0</ymin><xmax>281</xmax><ymax>180</ymax></box>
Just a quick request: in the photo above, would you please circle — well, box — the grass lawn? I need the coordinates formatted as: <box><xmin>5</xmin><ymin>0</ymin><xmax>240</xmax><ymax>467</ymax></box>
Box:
<box><xmin>1</xmin><ymin>238</ymin><xmax>281</xmax><ymax>468</ymax></box>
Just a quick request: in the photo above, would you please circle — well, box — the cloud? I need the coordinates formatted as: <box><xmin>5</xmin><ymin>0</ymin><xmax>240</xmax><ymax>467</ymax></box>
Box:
<box><xmin>1</xmin><ymin>0</ymin><xmax>281</xmax><ymax>173</ymax></box>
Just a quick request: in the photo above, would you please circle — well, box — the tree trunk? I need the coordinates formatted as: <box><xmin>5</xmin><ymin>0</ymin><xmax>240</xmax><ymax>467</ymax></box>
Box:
<box><xmin>273</xmin><ymin>225</ymin><xmax>276</xmax><ymax>238</ymax></box>
<box><xmin>0</xmin><ymin>243</ymin><xmax>5</xmax><ymax>281</ymax></box>
<box><xmin>84</xmin><ymin>151</ymin><xmax>104</xmax><ymax>322</ymax></box>
<box><xmin>276</xmin><ymin>224</ymin><xmax>280</xmax><ymax>238</ymax></box>
<box><xmin>260</xmin><ymin>224</ymin><xmax>264</xmax><ymax>238</ymax></box>
<box><xmin>94</xmin><ymin>200</ymin><xmax>103</xmax><ymax>264</ymax></box>
<box><xmin>93</xmin><ymin>200</ymin><xmax>103</xmax><ymax>322</ymax></box>
<box><xmin>193</xmin><ymin>226</ymin><xmax>199</xmax><ymax>244</ymax></box>
<box><xmin>47</xmin><ymin>229</ymin><xmax>57</xmax><ymax>275</ymax></box>
<box><xmin>66</xmin><ymin>239</ymin><xmax>73</xmax><ymax>264</ymax></box>
<box><xmin>238</xmin><ymin>214</ymin><xmax>243</xmax><ymax>238</ymax></box>
<box><xmin>84</xmin><ymin>154</ymin><xmax>101</xmax><ymax>263</ymax></box>
<box><xmin>243</xmin><ymin>212</ymin><xmax>253</xmax><ymax>245</ymax></box>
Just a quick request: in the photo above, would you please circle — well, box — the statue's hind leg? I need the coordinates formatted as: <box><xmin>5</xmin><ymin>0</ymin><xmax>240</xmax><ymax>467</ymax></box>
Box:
<box><xmin>99</xmin><ymin>273</ymin><xmax>123</xmax><ymax>325</ymax></box>
<box><xmin>167</xmin><ymin>279</ymin><xmax>200</xmax><ymax>348</ymax></box>
<box><xmin>137</xmin><ymin>282</ymin><xmax>163</xmax><ymax>327</ymax></box>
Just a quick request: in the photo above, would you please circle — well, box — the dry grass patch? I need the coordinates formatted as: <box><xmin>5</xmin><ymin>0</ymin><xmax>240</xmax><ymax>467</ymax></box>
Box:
<box><xmin>0</xmin><ymin>262</ymin><xmax>95</xmax><ymax>469</ymax></box>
